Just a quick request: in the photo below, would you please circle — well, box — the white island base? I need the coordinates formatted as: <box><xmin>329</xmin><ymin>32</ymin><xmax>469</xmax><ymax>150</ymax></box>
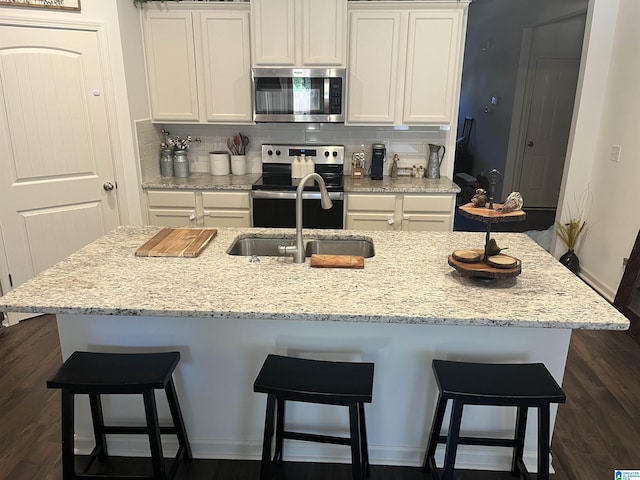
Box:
<box><xmin>57</xmin><ymin>313</ymin><xmax>571</xmax><ymax>473</ymax></box>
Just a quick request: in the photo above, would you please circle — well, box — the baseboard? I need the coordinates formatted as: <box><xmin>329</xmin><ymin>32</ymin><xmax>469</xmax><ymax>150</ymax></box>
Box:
<box><xmin>578</xmin><ymin>266</ymin><xmax>616</xmax><ymax>302</ymax></box>
<box><xmin>73</xmin><ymin>436</ymin><xmax>555</xmax><ymax>473</ymax></box>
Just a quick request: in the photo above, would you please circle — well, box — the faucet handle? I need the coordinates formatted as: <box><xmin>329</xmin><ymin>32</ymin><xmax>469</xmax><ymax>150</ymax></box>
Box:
<box><xmin>278</xmin><ymin>244</ymin><xmax>297</xmax><ymax>256</ymax></box>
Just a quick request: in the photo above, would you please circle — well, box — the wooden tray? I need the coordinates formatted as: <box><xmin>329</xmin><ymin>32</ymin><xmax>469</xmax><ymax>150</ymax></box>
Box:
<box><xmin>310</xmin><ymin>254</ymin><xmax>364</xmax><ymax>269</ymax></box>
<box><xmin>448</xmin><ymin>249</ymin><xmax>521</xmax><ymax>279</ymax></box>
<box><xmin>135</xmin><ymin>228</ymin><xmax>217</xmax><ymax>258</ymax></box>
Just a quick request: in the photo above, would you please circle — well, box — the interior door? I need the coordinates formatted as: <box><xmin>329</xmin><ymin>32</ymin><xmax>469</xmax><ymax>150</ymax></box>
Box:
<box><xmin>0</xmin><ymin>24</ymin><xmax>120</xmax><ymax>324</ymax></box>
<box><xmin>517</xmin><ymin>57</ymin><xmax>580</xmax><ymax>208</ymax></box>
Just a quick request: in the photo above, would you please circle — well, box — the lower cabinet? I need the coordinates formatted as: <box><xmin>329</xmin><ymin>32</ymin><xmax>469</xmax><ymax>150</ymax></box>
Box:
<box><xmin>345</xmin><ymin>193</ymin><xmax>454</xmax><ymax>231</ymax></box>
<box><xmin>146</xmin><ymin>190</ymin><xmax>251</xmax><ymax>228</ymax></box>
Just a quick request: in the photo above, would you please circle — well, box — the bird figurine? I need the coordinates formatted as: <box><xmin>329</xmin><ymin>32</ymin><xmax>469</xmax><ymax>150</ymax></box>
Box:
<box><xmin>487</xmin><ymin>238</ymin><xmax>508</xmax><ymax>256</ymax></box>
<box><xmin>470</xmin><ymin>188</ymin><xmax>489</xmax><ymax>207</ymax></box>
<box><xmin>497</xmin><ymin>191</ymin><xmax>524</xmax><ymax>213</ymax></box>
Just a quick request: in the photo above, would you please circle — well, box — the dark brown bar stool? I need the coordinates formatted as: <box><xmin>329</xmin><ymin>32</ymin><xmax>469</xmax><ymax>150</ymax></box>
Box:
<box><xmin>47</xmin><ymin>351</ymin><xmax>192</xmax><ymax>480</ymax></box>
<box><xmin>423</xmin><ymin>359</ymin><xmax>566</xmax><ymax>480</ymax></box>
<box><xmin>254</xmin><ymin>354</ymin><xmax>374</xmax><ymax>480</ymax></box>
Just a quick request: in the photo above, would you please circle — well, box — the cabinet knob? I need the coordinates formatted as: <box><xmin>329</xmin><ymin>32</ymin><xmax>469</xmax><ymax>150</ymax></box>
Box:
<box><xmin>189</xmin><ymin>213</ymin><xmax>196</xmax><ymax>221</ymax></box>
<box><xmin>527</xmin><ymin>141</ymin><xmax>534</xmax><ymax>147</ymax></box>
<box><xmin>403</xmin><ymin>214</ymin><xmax>410</xmax><ymax>220</ymax></box>
<box><xmin>387</xmin><ymin>216</ymin><xmax>395</xmax><ymax>225</ymax></box>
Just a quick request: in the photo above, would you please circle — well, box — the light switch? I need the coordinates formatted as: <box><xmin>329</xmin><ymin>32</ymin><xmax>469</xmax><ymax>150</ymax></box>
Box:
<box><xmin>610</xmin><ymin>145</ymin><xmax>621</xmax><ymax>163</ymax></box>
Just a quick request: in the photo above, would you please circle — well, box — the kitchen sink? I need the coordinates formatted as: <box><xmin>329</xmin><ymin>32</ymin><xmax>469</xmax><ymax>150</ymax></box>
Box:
<box><xmin>227</xmin><ymin>235</ymin><xmax>375</xmax><ymax>258</ymax></box>
<box><xmin>304</xmin><ymin>238</ymin><xmax>375</xmax><ymax>258</ymax></box>
<box><xmin>226</xmin><ymin>236</ymin><xmax>295</xmax><ymax>256</ymax></box>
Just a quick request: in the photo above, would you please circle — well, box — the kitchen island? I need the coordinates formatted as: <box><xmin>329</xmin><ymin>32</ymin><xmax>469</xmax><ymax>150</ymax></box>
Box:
<box><xmin>0</xmin><ymin>226</ymin><xmax>628</xmax><ymax>472</ymax></box>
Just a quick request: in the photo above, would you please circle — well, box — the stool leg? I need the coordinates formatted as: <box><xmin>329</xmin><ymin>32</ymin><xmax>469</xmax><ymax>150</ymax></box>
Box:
<box><xmin>88</xmin><ymin>393</ymin><xmax>109</xmax><ymax>461</ymax></box>
<box><xmin>537</xmin><ymin>404</ymin><xmax>551</xmax><ymax>480</ymax></box>
<box><xmin>442</xmin><ymin>400</ymin><xmax>464</xmax><ymax>480</ymax></box>
<box><xmin>143</xmin><ymin>390</ymin><xmax>167</xmax><ymax>480</ymax></box>
<box><xmin>358</xmin><ymin>403</ymin><xmax>370</xmax><ymax>478</ymax></box>
<box><xmin>511</xmin><ymin>406</ymin><xmax>528</xmax><ymax>476</ymax></box>
<box><xmin>348</xmin><ymin>402</ymin><xmax>364</xmax><ymax>480</ymax></box>
<box><xmin>260</xmin><ymin>394</ymin><xmax>277</xmax><ymax>480</ymax></box>
<box><xmin>274</xmin><ymin>398</ymin><xmax>285</xmax><ymax>465</ymax></box>
<box><xmin>61</xmin><ymin>389</ymin><xmax>75</xmax><ymax>480</ymax></box>
<box><xmin>423</xmin><ymin>394</ymin><xmax>447</xmax><ymax>472</ymax></box>
<box><xmin>165</xmin><ymin>379</ymin><xmax>193</xmax><ymax>462</ymax></box>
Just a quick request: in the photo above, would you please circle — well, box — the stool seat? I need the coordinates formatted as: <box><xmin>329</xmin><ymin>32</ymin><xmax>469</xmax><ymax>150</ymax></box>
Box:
<box><xmin>254</xmin><ymin>354</ymin><xmax>374</xmax><ymax>404</ymax></box>
<box><xmin>47</xmin><ymin>351</ymin><xmax>192</xmax><ymax>480</ymax></box>
<box><xmin>254</xmin><ymin>354</ymin><xmax>374</xmax><ymax>480</ymax></box>
<box><xmin>423</xmin><ymin>360</ymin><xmax>566</xmax><ymax>480</ymax></box>
<box><xmin>47</xmin><ymin>351</ymin><xmax>181</xmax><ymax>393</ymax></box>
<box><xmin>433</xmin><ymin>360</ymin><xmax>567</xmax><ymax>405</ymax></box>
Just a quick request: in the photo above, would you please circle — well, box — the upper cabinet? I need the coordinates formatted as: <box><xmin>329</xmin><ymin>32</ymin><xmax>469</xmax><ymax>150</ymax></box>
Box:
<box><xmin>347</xmin><ymin>2</ymin><xmax>469</xmax><ymax>125</ymax></box>
<box><xmin>251</xmin><ymin>0</ymin><xmax>347</xmax><ymax>67</ymax></box>
<box><xmin>141</xmin><ymin>4</ymin><xmax>252</xmax><ymax>124</ymax></box>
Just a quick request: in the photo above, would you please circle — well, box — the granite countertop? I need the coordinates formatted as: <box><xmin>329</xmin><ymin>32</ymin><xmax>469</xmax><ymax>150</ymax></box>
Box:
<box><xmin>0</xmin><ymin>226</ymin><xmax>629</xmax><ymax>331</ymax></box>
<box><xmin>344</xmin><ymin>176</ymin><xmax>460</xmax><ymax>193</ymax></box>
<box><xmin>142</xmin><ymin>173</ymin><xmax>460</xmax><ymax>194</ymax></box>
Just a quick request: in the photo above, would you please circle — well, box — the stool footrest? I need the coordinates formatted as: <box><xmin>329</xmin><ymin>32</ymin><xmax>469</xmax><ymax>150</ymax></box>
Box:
<box><xmin>284</xmin><ymin>430</ymin><xmax>351</xmax><ymax>446</ymax></box>
<box><xmin>437</xmin><ymin>434</ymin><xmax>517</xmax><ymax>448</ymax></box>
<box><xmin>101</xmin><ymin>425</ymin><xmax>179</xmax><ymax>435</ymax></box>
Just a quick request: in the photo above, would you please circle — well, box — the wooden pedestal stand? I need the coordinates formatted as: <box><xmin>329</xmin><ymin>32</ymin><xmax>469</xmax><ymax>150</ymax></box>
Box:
<box><xmin>449</xmin><ymin>203</ymin><xmax>526</xmax><ymax>280</ymax></box>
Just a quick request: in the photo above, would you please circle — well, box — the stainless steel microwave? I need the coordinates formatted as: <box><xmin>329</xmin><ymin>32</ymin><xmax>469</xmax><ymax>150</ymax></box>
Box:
<box><xmin>251</xmin><ymin>67</ymin><xmax>346</xmax><ymax>123</ymax></box>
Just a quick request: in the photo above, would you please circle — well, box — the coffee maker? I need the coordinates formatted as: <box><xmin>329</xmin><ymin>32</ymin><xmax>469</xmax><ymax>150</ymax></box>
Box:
<box><xmin>370</xmin><ymin>143</ymin><xmax>385</xmax><ymax>180</ymax></box>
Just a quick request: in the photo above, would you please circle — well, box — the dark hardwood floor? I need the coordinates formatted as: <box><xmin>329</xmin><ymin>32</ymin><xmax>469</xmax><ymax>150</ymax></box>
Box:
<box><xmin>1</xmin><ymin>315</ymin><xmax>639</xmax><ymax>479</ymax></box>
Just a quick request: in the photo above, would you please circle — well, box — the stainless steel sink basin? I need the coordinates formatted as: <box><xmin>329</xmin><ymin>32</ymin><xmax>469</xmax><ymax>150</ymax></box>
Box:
<box><xmin>226</xmin><ymin>236</ymin><xmax>295</xmax><ymax>256</ymax></box>
<box><xmin>305</xmin><ymin>238</ymin><xmax>375</xmax><ymax>258</ymax></box>
<box><xmin>227</xmin><ymin>235</ymin><xmax>375</xmax><ymax>258</ymax></box>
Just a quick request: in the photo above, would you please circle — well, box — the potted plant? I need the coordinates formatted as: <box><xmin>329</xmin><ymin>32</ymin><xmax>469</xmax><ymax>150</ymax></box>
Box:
<box><xmin>556</xmin><ymin>189</ymin><xmax>590</xmax><ymax>274</ymax></box>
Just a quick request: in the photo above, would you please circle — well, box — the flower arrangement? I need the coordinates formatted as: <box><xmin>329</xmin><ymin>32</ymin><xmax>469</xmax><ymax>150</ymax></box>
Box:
<box><xmin>556</xmin><ymin>189</ymin><xmax>591</xmax><ymax>251</ymax></box>
<box><xmin>161</xmin><ymin>131</ymin><xmax>192</xmax><ymax>152</ymax></box>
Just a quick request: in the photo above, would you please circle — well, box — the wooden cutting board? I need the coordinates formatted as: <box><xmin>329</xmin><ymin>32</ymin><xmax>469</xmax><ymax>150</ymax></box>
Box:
<box><xmin>135</xmin><ymin>228</ymin><xmax>218</xmax><ymax>258</ymax></box>
<box><xmin>310</xmin><ymin>254</ymin><xmax>365</xmax><ymax>269</ymax></box>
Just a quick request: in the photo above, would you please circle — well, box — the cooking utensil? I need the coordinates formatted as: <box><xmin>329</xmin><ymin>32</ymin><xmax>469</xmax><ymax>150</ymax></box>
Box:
<box><xmin>240</xmin><ymin>133</ymin><xmax>250</xmax><ymax>155</ymax></box>
<box><xmin>227</xmin><ymin>137</ymin><xmax>237</xmax><ymax>155</ymax></box>
<box><xmin>234</xmin><ymin>134</ymin><xmax>241</xmax><ymax>155</ymax></box>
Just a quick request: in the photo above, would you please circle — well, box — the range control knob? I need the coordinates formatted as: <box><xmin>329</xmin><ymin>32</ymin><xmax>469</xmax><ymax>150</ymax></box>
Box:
<box><xmin>324</xmin><ymin>151</ymin><xmax>330</xmax><ymax>157</ymax></box>
<box><xmin>275</xmin><ymin>150</ymin><xmax>281</xmax><ymax>156</ymax></box>
<box><xmin>332</xmin><ymin>151</ymin><xmax>338</xmax><ymax>157</ymax></box>
<box><xmin>267</xmin><ymin>149</ymin><xmax>273</xmax><ymax>156</ymax></box>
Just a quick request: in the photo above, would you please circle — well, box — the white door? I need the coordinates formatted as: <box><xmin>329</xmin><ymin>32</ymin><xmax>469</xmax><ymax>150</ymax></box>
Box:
<box><xmin>517</xmin><ymin>57</ymin><xmax>580</xmax><ymax>208</ymax></box>
<box><xmin>0</xmin><ymin>24</ymin><xmax>120</xmax><ymax>324</ymax></box>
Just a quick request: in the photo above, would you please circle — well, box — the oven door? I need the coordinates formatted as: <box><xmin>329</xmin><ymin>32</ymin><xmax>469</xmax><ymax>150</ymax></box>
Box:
<box><xmin>252</xmin><ymin>191</ymin><xmax>344</xmax><ymax>229</ymax></box>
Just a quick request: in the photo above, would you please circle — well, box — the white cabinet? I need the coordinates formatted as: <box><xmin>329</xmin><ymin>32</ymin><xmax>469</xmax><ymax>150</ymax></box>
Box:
<box><xmin>251</xmin><ymin>0</ymin><xmax>347</xmax><ymax>67</ymax></box>
<box><xmin>347</xmin><ymin>2</ymin><xmax>468</xmax><ymax>125</ymax></box>
<box><xmin>202</xmin><ymin>191</ymin><xmax>251</xmax><ymax>228</ymax></box>
<box><xmin>146</xmin><ymin>190</ymin><xmax>251</xmax><ymax>228</ymax></box>
<box><xmin>346</xmin><ymin>193</ymin><xmax>455</xmax><ymax>231</ymax></box>
<box><xmin>141</xmin><ymin>4</ymin><xmax>252</xmax><ymax>123</ymax></box>
<box><xmin>147</xmin><ymin>190</ymin><xmax>198</xmax><ymax>227</ymax></box>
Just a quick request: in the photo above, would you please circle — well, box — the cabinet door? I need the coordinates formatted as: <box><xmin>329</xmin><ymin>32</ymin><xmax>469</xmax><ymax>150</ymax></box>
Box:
<box><xmin>251</xmin><ymin>0</ymin><xmax>296</xmax><ymax>66</ymax></box>
<box><xmin>142</xmin><ymin>10</ymin><xmax>199</xmax><ymax>121</ymax></box>
<box><xmin>401</xmin><ymin>214</ymin><xmax>452</xmax><ymax>232</ymax></box>
<box><xmin>401</xmin><ymin>194</ymin><xmax>455</xmax><ymax>231</ymax></box>
<box><xmin>403</xmin><ymin>10</ymin><xmax>462</xmax><ymax>124</ymax></box>
<box><xmin>146</xmin><ymin>190</ymin><xmax>198</xmax><ymax>226</ymax></box>
<box><xmin>346</xmin><ymin>213</ymin><xmax>395</xmax><ymax>231</ymax></box>
<box><xmin>202</xmin><ymin>191</ymin><xmax>251</xmax><ymax>228</ymax></box>
<box><xmin>301</xmin><ymin>0</ymin><xmax>346</xmax><ymax>66</ymax></box>
<box><xmin>347</xmin><ymin>10</ymin><xmax>403</xmax><ymax>124</ymax></box>
<box><xmin>197</xmin><ymin>11</ymin><xmax>252</xmax><ymax>123</ymax></box>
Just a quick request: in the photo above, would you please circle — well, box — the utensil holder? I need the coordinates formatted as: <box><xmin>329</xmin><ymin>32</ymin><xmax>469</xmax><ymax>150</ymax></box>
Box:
<box><xmin>231</xmin><ymin>155</ymin><xmax>246</xmax><ymax>175</ymax></box>
<box><xmin>209</xmin><ymin>152</ymin><xmax>230</xmax><ymax>176</ymax></box>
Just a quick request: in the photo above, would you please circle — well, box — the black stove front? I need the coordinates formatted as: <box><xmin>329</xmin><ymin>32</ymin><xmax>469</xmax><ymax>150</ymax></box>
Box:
<box><xmin>252</xmin><ymin>144</ymin><xmax>345</xmax><ymax>229</ymax></box>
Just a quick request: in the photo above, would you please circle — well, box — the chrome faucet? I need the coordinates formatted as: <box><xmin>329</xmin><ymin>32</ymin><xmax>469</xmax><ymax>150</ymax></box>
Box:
<box><xmin>278</xmin><ymin>173</ymin><xmax>333</xmax><ymax>263</ymax></box>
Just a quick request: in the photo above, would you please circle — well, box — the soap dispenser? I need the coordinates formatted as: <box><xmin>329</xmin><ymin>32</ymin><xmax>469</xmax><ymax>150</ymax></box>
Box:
<box><xmin>304</xmin><ymin>154</ymin><xmax>314</xmax><ymax>176</ymax></box>
<box><xmin>292</xmin><ymin>156</ymin><xmax>302</xmax><ymax>178</ymax></box>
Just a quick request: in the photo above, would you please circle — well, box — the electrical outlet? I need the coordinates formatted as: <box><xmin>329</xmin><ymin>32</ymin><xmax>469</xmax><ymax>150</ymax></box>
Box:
<box><xmin>610</xmin><ymin>144</ymin><xmax>621</xmax><ymax>163</ymax></box>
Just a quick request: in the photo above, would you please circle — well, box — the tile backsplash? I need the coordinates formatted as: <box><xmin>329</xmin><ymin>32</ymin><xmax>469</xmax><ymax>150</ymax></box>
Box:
<box><xmin>137</xmin><ymin>121</ymin><xmax>449</xmax><ymax>179</ymax></box>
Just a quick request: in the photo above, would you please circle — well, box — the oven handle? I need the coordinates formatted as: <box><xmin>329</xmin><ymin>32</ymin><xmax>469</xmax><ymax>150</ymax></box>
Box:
<box><xmin>252</xmin><ymin>191</ymin><xmax>344</xmax><ymax>201</ymax></box>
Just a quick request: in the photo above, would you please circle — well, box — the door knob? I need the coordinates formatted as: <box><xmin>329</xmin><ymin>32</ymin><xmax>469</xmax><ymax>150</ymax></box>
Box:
<box><xmin>103</xmin><ymin>181</ymin><xmax>115</xmax><ymax>191</ymax></box>
<box><xmin>527</xmin><ymin>141</ymin><xmax>534</xmax><ymax>147</ymax></box>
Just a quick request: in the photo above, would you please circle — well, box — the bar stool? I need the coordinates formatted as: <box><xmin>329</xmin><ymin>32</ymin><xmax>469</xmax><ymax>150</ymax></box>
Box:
<box><xmin>423</xmin><ymin>359</ymin><xmax>566</xmax><ymax>480</ymax></box>
<box><xmin>253</xmin><ymin>354</ymin><xmax>374</xmax><ymax>480</ymax></box>
<box><xmin>47</xmin><ymin>351</ymin><xmax>192</xmax><ymax>480</ymax></box>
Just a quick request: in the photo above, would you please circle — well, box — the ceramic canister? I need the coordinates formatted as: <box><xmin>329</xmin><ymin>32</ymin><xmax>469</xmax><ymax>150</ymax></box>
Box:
<box><xmin>231</xmin><ymin>155</ymin><xmax>247</xmax><ymax>175</ymax></box>
<box><xmin>209</xmin><ymin>151</ymin><xmax>230</xmax><ymax>175</ymax></box>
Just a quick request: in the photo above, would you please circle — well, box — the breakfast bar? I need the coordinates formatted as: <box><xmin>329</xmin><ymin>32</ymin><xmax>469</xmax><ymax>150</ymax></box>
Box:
<box><xmin>0</xmin><ymin>226</ymin><xmax>629</xmax><ymax>473</ymax></box>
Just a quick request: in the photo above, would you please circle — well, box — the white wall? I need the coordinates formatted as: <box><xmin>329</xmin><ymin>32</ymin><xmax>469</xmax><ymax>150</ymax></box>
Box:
<box><xmin>558</xmin><ymin>0</ymin><xmax>639</xmax><ymax>300</ymax></box>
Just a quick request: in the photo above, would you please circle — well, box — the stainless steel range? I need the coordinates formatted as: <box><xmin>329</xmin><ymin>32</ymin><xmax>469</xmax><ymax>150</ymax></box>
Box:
<box><xmin>252</xmin><ymin>144</ymin><xmax>345</xmax><ymax>229</ymax></box>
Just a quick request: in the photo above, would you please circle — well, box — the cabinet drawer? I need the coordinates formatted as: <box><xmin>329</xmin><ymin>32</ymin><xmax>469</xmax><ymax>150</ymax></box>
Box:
<box><xmin>147</xmin><ymin>190</ymin><xmax>196</xmax><ymax>208</ymax></box>
<box><xmin>347</xmin><ymin>194</ymin><xmax>396</xmax><ymax>212</ymax></box>
<box><xmin>402</xmin><ymin>194</ymin><xmax>453</xmax><ymax>213</ymax></box>
<box><xmin>148</xmin><ymin>208</ymin><xmax>197</xmax><ymax>227</ymax></box>
<box><xmin>202</xmin><ymin>191</ymin><xmax>250</xmax><ymax>209</ymax></box>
